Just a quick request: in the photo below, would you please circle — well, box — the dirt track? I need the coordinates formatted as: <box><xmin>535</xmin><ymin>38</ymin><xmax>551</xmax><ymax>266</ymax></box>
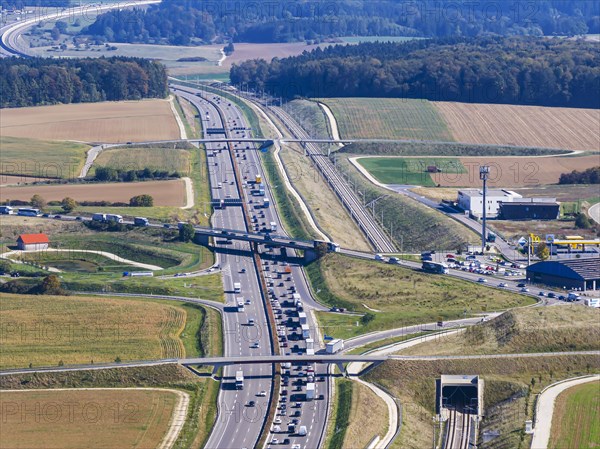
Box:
<box><xmin>0</xmin><ymin>180</ymin><xmax>186</xmax><ymax>206</ymax></box>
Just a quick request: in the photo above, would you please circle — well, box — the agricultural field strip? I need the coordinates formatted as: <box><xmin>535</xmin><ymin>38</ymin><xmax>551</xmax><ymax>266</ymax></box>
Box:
<box><xmin>2</xmin><ymin>249</ymin><xmax>163</xmax><ymax>271</ymax></box>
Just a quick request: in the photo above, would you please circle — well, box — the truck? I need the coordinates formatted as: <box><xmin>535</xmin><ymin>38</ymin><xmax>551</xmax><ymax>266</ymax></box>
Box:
<box><xmin>234</xmin><ymin>282</ymin><xmax>241</xmax><ymax>293</ymax></box>
<box><xmin>567</xmin><ymin>292</ymin><xmax>581</xmax><ymax>301</ymax></box>
<box><xmin>134</xmin><ymin>217</ymin><xmax>149</xmax><ymax>227</ymax></box>
<box><xmin>270</xmin><ymin>222</ymin><xmax>277</xmax><ymax>232</ymax></box>
<box><xmin>263</xmin><ymin>198</ymin><xmax>270</xmax><ymax>208</ymax></box>
<box><xmin>235</xmin><ymin>371</ymin><xmax>244</xmax><ymax>390</ymax></box>
<box><xmin>92</xmin><ymin>213</ymin><xmax>107</xmax><ymax>222</ymax></box>
<box><xmin>298</xmin><ymin>312</ymin><xmax>307</xmax><ymax>325</ymax></box>
<box><xmin>237</xmin><ymin>297</ymin><xmax>245</xmax><ymax>312</ymax></box>
<box><xmin>422</xmin><ymin>261</ymin><xmax>449</xmax><ymax>274</ymax></box>
<box><xmin>305</xmin><ymin>382</ymin><xmax>315</xmax><ymax>400</ymax></box>
<box><xmin>326</xmin><ymin>338</ymin><xmax>344</xmax><ymax>354</ymax></box>
<box><xmin>106</xmin><ymin>214</ymin><xmax>123</xmax><ymax>223</ymax></box>
<box><xmin>0</xmin><ymin>206</ymin><xmax>14</xmax><ymax>215</ymax></box>
<box><xmin>17</xmin><ymin>208</ymin><xmax>40</xmax><ymax>217</ymax></box>
<box><xmin>584</xmin><ymin>298</ymin><xmax>600</xmax><ymax>308</ymax></box>
<box><xmin>301</xmin><ymin>323</ymin><xmax>310</xmax><ymax>339</ymax></box>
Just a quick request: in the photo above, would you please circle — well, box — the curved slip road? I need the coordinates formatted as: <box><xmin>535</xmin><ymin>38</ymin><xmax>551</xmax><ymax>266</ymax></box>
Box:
<box><xmin>531</xmin><ymin>375</ymin><xmax>600</xmax><ymax>449</ymax></box>
<box><xmin>589</xmin><ymin>202</ymin><xmax>600</xmax><ymax>224</ymax></box>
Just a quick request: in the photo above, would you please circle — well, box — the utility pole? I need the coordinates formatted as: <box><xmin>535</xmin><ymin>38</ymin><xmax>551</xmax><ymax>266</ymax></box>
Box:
<box><xmin>480</xmin><ymin>166</ymin><xmax>490</xmax><ymax>254</ymax></box>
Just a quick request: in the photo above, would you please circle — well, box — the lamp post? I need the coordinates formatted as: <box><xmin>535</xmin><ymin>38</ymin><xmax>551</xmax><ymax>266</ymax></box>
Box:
<box><xmin>480</xmin><ymin>166</ymin><xmax>490</xmax><ymax>254</ymax></box>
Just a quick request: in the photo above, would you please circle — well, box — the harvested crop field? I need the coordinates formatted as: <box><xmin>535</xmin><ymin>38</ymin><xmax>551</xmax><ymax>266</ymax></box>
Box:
<box><xmin>435</xmin><ymin>155</ymin><xmax>599</xmax><ymax>187</ymax></box>
<box><xmin>0</xmin><ymin>294</ymin><xmax>186</xmax><ymax>368</ymax></box>
<box><xmin>0</xmin><ymin>100</ymin><xmax>180</xmax><ymax>143</ymax></box>
<box><xmin>435</xmin><ymin>102</ymin><xmax>600</xmax><ymax>152</ymax></box>
<box><xmin>0</xmin><ymin>389</ymin><xmax>179</xmax><ymax>449</ymax></box>
<box><xmin>0</xmin><ymin>179</ymin><xmax>187</xmax><ymax>207</ymax></box>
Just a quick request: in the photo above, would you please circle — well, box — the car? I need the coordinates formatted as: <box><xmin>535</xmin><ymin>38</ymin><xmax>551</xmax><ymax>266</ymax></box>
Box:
<box><xmin>520</xmin><ymin>287</ymin><xmax>529</xmax><ymax>292</ymax></box>
<box><xmin>240</xmin><ymin>268</ymin><xmax>246</xmax><ymax>273</ymax></box>
<box><xmin>273</xmin><ymin>418</ymin><xmax>282</xmax><ymax>424</ymax></box>
<box><xmin>498</xmin><ymin>282</ymin><xmax>507</xmax><ymax>288</ymax></box>
<box><xmin>292</xmin><ymin>445</ymin><xmax>301</xmax><ymax>449</ymax></box>
<box><xmin>558</xmin><ymin>295</ymin><xmax>566</xmax><ymax>301</ymax></box>
<box><xmin>270</xmin><ymin>438</ymin><xmax>279</xmax><ymax>445</ymax></box>
<box><xmin>478</xmin><ymin>277</ymin><xmax>487</xmax><ymax>283</ymax></box>
<box><xmin>53</xmin><ymin>215</ymin><xmax>62</xmax><ymax>219</ymax></box>
<box><xmin>517</xmin><ymin>283</ymin><xmax>527</xmax><ymax>288</ymax></box>
<box><xmin>257</xmin><ymin>390</ymin><xmax>267</xmax><ymax>397</ymax></box>
<box><xmin>539</xmin><ymin>291</ymin><xmax>546</xmax><ymax>296</ymax></box>
<box><xmin>247</xmin><ymin>401</ymin><xmax>255</xmax><ymax>407</ymax></box>
<box><xmin>42</xmin><ymin>213</ymin><xmax>50</xmax><ymax>218</ymax></box>
<box><xmin>318</xmin><ymin>394</ymin><xmax>325</xmax><ymax>400</ymax></box>
<box><xmin>281</xmin><ymin>389</ymin><xmax>287</xmax><ymax>395</ymax></box>
<box><xmin>547</xmin><ymin>292</ymin><xmax>557</xmax><ymax>298</ymax></box>
<box><xmin>282</xmin><ymin>440</ymin><xmax>290</xmax><ymax>446</ymax></box>
<box><xmin>75</xmin><ymin>216</ymin><xmax>83</xmax><ymax>221</ymax></box>
<box><xmin>251</xmin><ymin>342</ymin><xmax>260</xmax><ymax>349</ymax></box>
<box><xmin>163</xmin><ymin>223</ymin><xmax>171</xmax><ymax>229</ymax></box>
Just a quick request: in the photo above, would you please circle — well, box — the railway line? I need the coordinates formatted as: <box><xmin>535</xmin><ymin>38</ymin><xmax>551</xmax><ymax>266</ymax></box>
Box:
<box><xmin>443</xmin><ymin>405</ymin><xmax>472</xmax><ymax>449</ymax></box>
<box><xmin>269</xmin><ymin>105</ymin><xmax>397</xmax><ymax>253</ymax></box>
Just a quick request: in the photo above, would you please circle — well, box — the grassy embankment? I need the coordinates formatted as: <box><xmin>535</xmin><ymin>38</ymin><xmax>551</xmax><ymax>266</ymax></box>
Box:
<box><xmin>310</xmin><ymin>253</ymin><xmax>534</xmax><ymax>340</ymax></box>
<box><xmin>549</xmin><ymin>381</ymin><xmax>600</xmax><ymax>449</ymax></box>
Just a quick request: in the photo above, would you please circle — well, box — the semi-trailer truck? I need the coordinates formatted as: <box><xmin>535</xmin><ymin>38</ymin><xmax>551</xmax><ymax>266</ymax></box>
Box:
<box><xmin>306</xmin><ymin>382</ymin><xmax>315</xmax><ymax>400</ymax></box>
<box><xmin>235</xmin><ymin>371</ymin><xmax>244</xmax><ymax>389</ymax></box>
<box><xmin>326</xmin><ymin>338</ymin><xmax>344</xmax><ymax>354</ymax></box>
<box><xmin>106</xmin><ymin>214</ymin><xmax>123</xmax><ymax>223</ymax></box>
<box><xmin>422</xmin><ymin>261</ymin><xmax>449</xmax><ymax>274</ymax></box>
<box><xmin>92</xmin><ymin>213</ymin><xmax>107</xmax><ymax>222</ymax></box>
<box><xmin>237</xmin><ymin>298</ymin><xmax>245</xmax><ymax>312</ymax></box>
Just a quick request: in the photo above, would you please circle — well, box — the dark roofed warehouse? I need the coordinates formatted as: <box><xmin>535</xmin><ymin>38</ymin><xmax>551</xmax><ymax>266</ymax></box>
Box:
<box><xmin>526</xmin><ymin>258</ymin><xmax>600</xmax><ymax>291</ymax></box>
<box><xmin>498</xmin><ymin>202</ymin><xmax>560</xmax><ymax>220</ymax></box>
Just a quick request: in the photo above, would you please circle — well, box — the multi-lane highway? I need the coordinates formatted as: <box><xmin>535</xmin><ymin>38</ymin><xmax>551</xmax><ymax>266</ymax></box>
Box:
<box><xmin>175</xmin><ymin>86</ymin><xmax>330</xmax><ymax>449</ymax></box>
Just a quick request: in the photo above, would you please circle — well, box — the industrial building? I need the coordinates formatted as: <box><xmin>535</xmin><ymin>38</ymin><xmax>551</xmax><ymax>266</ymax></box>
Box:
<box><xmin>457</xmin><ymin>189</ymin><xmax>522</xmax><ymax>218</ymax></box>
<box><xmin>526</xmin><ymin>258</ymin><xmax>600</xmax><ymax>291</ymax></box>
<box><xmin>17</xmin><ymin>233</ymin><xmax>49</xmax><ymax>251</ymax></box>
<box><xmin>498</xmin><ymin>200</ymin><xmax>560</xmax><ymax>220</ymax></box>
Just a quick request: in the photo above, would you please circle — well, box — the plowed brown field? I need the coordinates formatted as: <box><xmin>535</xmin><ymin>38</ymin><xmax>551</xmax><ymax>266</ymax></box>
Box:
<box><xmin>0</xmin><ymin>100</ymin><xmax>180</xmax><ymax>143</ymax></box>
<box><xmin>435</xmin><ymin>102</ymin><xmax>600</xmax><ymax>152</ymax></box>
<box><xmin>435</xmin><ymin>155</ymin><xmax>599</xmax><ymax>187</ymax></box>
<box><xmin>0</xmin><ymin>180</ymin><xmax>186</xmax><ymax>206</ymax></box>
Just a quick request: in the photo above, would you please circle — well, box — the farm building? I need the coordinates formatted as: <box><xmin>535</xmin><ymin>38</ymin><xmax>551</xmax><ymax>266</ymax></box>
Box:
<box><xmin>526</xmin><ymin>258</ymin><xmax>600</xmax><ymax>291</ymax></box>
<box><xmin>17</xmin><ymin>233</ymin><xmax>49</xmax><ymax>251</ymax></box>
<box><xmin>457</xmin><ymin>189</ymin><xmax>522</xmax><ymax>218</ymax></box>
<box><xmin>498</xmin><ymin>201</ymin><xmax>560</xmax><ymax>220</ymax></box>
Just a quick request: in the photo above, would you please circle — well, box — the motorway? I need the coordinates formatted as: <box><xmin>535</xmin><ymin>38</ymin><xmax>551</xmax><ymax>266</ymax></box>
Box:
<box><xmin>176</xmin><ymin>86</ymin><xmax>330</xmax><ymax>449</ymax></box>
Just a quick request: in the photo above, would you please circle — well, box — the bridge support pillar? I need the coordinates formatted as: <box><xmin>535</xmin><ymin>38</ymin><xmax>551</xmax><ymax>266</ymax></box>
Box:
<box><xmin>194</xmin><ymin>233</ymin><xmax>210</xmax><ymax>247</ymax></box>
<box><xmin>211</xmin><ymin>364</ymin><xmax>223</xmax><ymax>377</ymax></box>
<box><xmin>303</xmin><ymin>248</ymin><xmax>318</xmax><ymax>263</ymax></box>
<box><xmin>336</xmin><ymin>362</ymin><xmax>347</xmax><ymax>377</ymax></box>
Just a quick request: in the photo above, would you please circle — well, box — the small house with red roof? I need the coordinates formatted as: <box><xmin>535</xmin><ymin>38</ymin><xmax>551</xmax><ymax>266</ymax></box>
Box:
<box><xmin>17</xmin><ymin>234</ymin><xmax>49</xmax><ymax>251</ymax></box>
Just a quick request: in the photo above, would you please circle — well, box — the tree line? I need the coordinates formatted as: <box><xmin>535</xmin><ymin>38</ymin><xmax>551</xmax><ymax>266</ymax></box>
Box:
<box><xmin>94</xmin><ymin>167</ymin><xmax>181</xmax><ymax>182</ymax></box>
<box><xmin>0</xmin><ymin>56</ymin><xmax>168</xmax><ymax>108</ymax></box>
<box><xmin>559</xmin><ymin>167</ymin><xmax>600</xmax><ymax>184</ymax></box>
<box><xmin>80</xmin><ymin>0</ymin><xmax>600</xmax><ymax>45</ymax></box>
<box><xmin>230</xmin><ymin>37</ymin><xmax>600</xmax><ymax>108</ymax></box>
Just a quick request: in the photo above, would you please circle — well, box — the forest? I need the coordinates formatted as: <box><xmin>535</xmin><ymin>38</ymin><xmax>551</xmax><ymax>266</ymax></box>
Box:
<box><xmin>230</xmin><ymin>37</ymin><xmax>600</xmax><ymax>108</ymax></box>
<box><xmin>1</xmin><ymin>0</ymin><xmax>69</xmax><ymax>8</ymax></box>
<box><xmin>81</xmin><ymin>0</ymin><xmax>600</xmax><ymax>45</ymax></box>
<box><xmin>0</xmin><ymin>57</ymin><xmax>168</xmax><ymax>108</ymax></box>
<box><xmin>559</xmin><ymin>167</ymin><xmax>600</xmax><ymax>185</ymax></box>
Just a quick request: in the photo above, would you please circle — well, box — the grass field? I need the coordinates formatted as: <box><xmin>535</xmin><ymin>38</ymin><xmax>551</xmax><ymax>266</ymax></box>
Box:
<box><xmin>0</xmin><ymin>179</ymin><xmax>187</xmax><ymax>207</ymax></box>
<box><xmin>0</xmin><ymin>389</ymin><xmax>179</xmax><ymax>449</ymax></box>
<box><xmin>0</xmin><ymin>136</ymin><xmax>89</xmax><ymax>179</ymax></box>
<box><xmin>92</xmin><ymin>147</ymin><xmax>192</xmax><ymax>175</ymax></box>
<box><xmin>0</xmin><ymin>294</ymin><xmax>188</xmax><ymax>368</ymax></box>
<box><xmin>435</xmin><ymin>102</ymin><xmax>600</xmax><ymax>152</ymax></box>
<box><xmin>324</xmin><ymin>379</ymin><xmax>353</xmax><ymax>449</ymax></box>
<box><xmin>549</xmin><ymin>381</ymin><xmax>600</xmax><ymax>449</ymax></box>
<box><xmin>401</xmin><ymin>306</ymin><xmax>600</xmax><ymax>356</ymax></box>
<box><xmin>0</xmin><ymin>100</ymin><xmax>180</xmax><ymax>143</ymax></box>
<box><xmin>322</xmin><ymin>98</ymin><xmax>454</xmax><ymax>141</ymax></box>
<box><xmin>310</xmin><ymin>254</ymin><xmax>534</xmax><ymax>340</ymax></box>
<box><xmin>357</xmin><ymin>157</ymin><xmax>466</xmax><ymax>185</ymax></box>
<box><xmin>365</xmin><ymin>355</ymin><xmax>600</xmax><ymax>449</ymax></box>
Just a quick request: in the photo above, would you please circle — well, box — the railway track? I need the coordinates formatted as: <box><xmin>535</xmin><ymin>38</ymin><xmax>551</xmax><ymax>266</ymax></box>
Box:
<box><xmin>269</xmin><ymin>105</ymin><xmax>397</xmax><ymax>253</ymax></box>
<box><xmin>443</xmin><ymin>405</ymin><xmax>472</xmax><ymax>449</ymax></box>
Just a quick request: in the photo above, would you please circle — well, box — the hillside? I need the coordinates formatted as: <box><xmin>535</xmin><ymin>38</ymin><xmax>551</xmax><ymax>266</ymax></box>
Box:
<box><xmin>402</xmin><ymin>306</ymin><xmax>600</xmax><ymax>356</ymax></box>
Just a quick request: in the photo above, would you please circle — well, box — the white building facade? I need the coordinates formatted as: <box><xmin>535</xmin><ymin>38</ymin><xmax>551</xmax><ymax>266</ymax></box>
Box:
<box><xmin>457</xmin><ymin>189</ymin><xmax>522</xmax><ymax>218</ymax></box>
